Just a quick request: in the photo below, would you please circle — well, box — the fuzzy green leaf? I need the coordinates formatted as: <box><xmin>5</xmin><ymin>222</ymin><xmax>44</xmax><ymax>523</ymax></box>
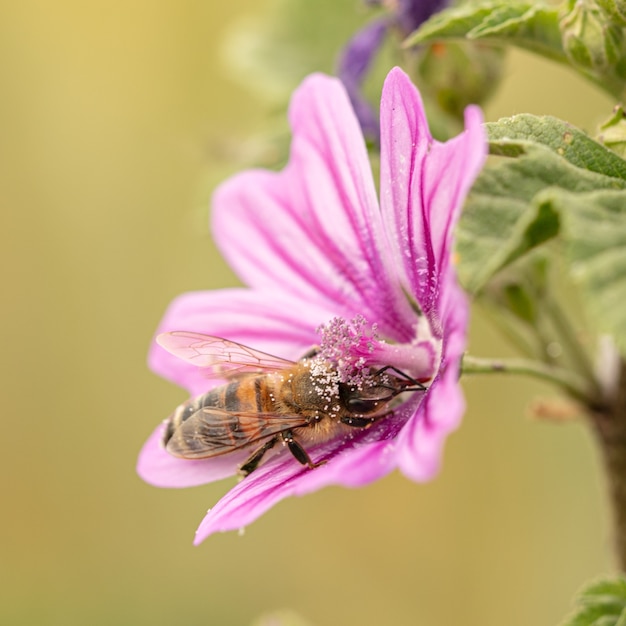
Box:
<box><xmin>406</xmin><ymin>2</ymin><xmax>566</xmax><ymax>63</ymax></box>
<box><xmin>576</xmin><ymin>576</ymin><xmax>626</xmax><ymax>604</ymax></box>
<box><xmin>560</xmin><ymin>576</ymin><xmax>626</xmax><ymax>626</ymax></box>
<box><xmin>546</xmin><ymin>189</ymin><xmax>626</xmax><ymax>354</ymax></box>
<box><xmin>404</xmin><ymin>3</ymin><xmax>497</xmax><ymax>42</ymax></box>
<box><xmin>486</xmin><ymin>115</ymin><xmax>626</xmax><ymax>181</ymax></box>
<box><xmin>457</xmin><ymin>132</ymin><xmax>626</xmax><ymax>293</ymax></box>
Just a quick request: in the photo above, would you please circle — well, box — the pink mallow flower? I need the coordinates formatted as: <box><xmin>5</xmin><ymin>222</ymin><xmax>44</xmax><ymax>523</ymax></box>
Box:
<box><xmin>137</xmin><ymin>67</ymin><xmax>486</xmax><ymax>544</ymax></box>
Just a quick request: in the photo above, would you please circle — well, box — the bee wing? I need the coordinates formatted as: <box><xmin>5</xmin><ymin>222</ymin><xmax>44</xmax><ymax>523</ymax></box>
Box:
<box><xmin>156</xmin><ymin>331</ymin><xmax>296</xmax><ymax>378</ymax></box>
<box><xmin>165</xmin><ymin>407</ymin><xmax>309</xmax><ymax>460</ymax></box>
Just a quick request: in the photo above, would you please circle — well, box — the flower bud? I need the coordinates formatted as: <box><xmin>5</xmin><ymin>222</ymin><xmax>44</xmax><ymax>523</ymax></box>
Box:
<box><xmin>415</xmin><ymin>41</ymin><xmax>504</xmax><ymax>120</ymax></box>
<box><xmin>598</xmin><ymin>105</ymin><xmax>626</xmax><ymax>157</ymax></box>
<box><xmin>596</xmin><ymin>0</ymin><xmax>626</xmax><ymax>26</ymax></box>
<box><xmin>560</xmin><ymin>0</ymin><xmax>626</xmax><ymax>74</ymax></box>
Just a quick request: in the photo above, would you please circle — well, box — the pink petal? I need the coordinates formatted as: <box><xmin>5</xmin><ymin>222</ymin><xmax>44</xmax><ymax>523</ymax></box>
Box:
<box><xmin>379</xmin><ymin>67</ymin><xmax>486</xmax><ymax>322</ymax></box>
<box><xmin>379</xmin><ymin>67</ymin><xmax>432</xmax><ymax>312</ymax></box>
<box><xmin>212</xmin><ymin>73</ymin><xmax>414</xmax><ymax>341</ymax></box>
<box><xmin>422</xmin><ymin>105</ymin><xmax>486</xmax><ymax>289</ymax></box>
<box><xmin>148</xmin><ymin>289</ymin><xmax>334</xmax><ymax>396</ymax></box>
<box><xmin>193</xmin><ymin>428</ymin><xmax>401</xmax><ymax>542</ymax></box>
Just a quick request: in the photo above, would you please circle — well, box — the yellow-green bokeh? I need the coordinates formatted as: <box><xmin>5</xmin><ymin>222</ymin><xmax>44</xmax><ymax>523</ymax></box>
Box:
<box><xmin>0</xmin><ymin>2</ymin><xmax>616</xmax><ymax>625</ymax></box>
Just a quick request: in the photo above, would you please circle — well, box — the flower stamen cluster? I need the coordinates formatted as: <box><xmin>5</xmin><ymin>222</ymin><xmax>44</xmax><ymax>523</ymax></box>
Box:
<box><xmin>316</xmin><ymin>315</ymin><xmax>380</xmax><ymax>386</ymax></box>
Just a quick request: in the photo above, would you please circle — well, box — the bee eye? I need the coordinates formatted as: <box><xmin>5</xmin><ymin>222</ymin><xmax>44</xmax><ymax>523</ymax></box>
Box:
<box><xmin>346</xmin><ymin>398</ymin><xmax>381</xmax><ymax>414</ymax></box>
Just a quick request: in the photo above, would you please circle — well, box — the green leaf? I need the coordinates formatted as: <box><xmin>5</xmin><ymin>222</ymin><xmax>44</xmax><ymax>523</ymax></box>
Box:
<box><xmin>405</xmin><ymin>2</ymin><xmax>567</xmax><ymax>63</ymax></box>
<box><xmin>405</xmin><ymin>3</ymin><xmax>497</xmax><ymax>42</ymax></box>
<box><xmin>562</xmin><ymin>606</ymin><xmax>619</xmax><ymax>626</ymax></box>
<box><xmin>560</xmin><ymin>576</ymin><xmax>626</xmax><ymax>626</ymax></box>
<box><xmin>458</xmin><ymin>114</ymin><xmax>626</xmax><ymax>354</ymax></box>
<box><xmin>408</xmin><ymin>0</ymin><xmax>626</xmax><ymax>97</ymax></box>
<box><xmin>486</xmin><ymin>115</ymin><xmax>626</xmax><ymax>182</ymax></box>
<box><xmin>457</xmin><ymin>134</ymin><xmax>626</xmax><ymax>293</ymax></box>
<box><xmin>574</xmin><ymin>576</ymin><xmax>626</xmax><ymax>600</ymax></box>
<box><xmin>544</xmin><ymin>188</ymin><xmax>626</xmax><ymax>355</ymax></box>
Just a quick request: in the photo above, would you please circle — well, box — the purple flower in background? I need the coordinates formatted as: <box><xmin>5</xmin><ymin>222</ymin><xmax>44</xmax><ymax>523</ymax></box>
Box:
<box><xmin>338</xmin><ymin>0</ymin><xmax>449</xmax><ymax>141</ymax></box>
<box><xmin>337</xmin><ymin>20</ymin><xmax>389</xmax><ymax>141</ymax></box>
<box><xmin>137</xmin><ymin>67</ymin><xmax>486</xmax><ymax>544</ymax></box>
<box><xmin>366</xmin><ymin>0</ymin><xmax>450</xmax><ymax>36</ymax></box>
<box><xmin>391</xmin><ymin>0</ymin><xmax>450</xmax><ymax>34</ymax></box>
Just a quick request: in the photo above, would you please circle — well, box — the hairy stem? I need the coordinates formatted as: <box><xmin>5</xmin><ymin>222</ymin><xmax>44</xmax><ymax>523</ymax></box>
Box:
<box><xmin>461</xmin><ymin>354</ymin><xmax>594</xmax><ymax>404</ymax></box>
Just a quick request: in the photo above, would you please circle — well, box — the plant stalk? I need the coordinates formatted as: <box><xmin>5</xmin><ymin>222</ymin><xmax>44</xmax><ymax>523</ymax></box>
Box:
<box><xmin>461</xmin><ymin>354</ymin><xmax>593</xmax><ymax>404</ymax></box>
<box><xmin>590</xmin><ymin>359</ymin><xmax>626</xmax><ymax>570</ymax></box>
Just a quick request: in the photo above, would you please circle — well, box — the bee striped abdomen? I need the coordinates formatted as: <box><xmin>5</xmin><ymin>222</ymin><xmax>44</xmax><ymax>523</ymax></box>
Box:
<box><xmin>162</xmin><ymin>376</ymin><xmax>284</xmax><ymax>459</ymax></box>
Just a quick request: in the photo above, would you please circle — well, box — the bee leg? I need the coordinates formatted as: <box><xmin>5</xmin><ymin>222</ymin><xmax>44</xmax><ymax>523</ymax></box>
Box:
<box><xmin>239</xmin><ymin>437</ymin><xmax>278</xmax><ymax>476</ymax></box>
<box><xmin>281</xmin><ymin>431</ymin><xmax>324</xmax><ymax>470</ymax></box>
<box><xmin>340</xmin><ymin>416</ymin><xmax>376</xmax><ymax>428</ymax></box>
<box><xmin>374</xmin><ymin>365</ymin><xmax>428</xmax><ymax>391</ymax></box>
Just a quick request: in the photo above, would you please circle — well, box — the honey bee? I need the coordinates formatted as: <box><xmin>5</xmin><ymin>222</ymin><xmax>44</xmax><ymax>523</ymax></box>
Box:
<box><xmin>157</xmin><ymin>331</ymin><xmax>426</xmax><ymax>476</ymax></box>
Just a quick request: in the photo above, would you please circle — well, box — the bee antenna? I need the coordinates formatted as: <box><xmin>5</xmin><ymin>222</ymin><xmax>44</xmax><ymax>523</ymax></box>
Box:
<box><xmin>374</xmin><ymin>365</ymin><xmax>428</xmax><ymax>391</ymax></box>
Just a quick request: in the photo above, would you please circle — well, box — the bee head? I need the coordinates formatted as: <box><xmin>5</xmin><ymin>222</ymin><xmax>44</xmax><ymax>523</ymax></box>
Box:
<box><xmin>338</xmin><ymin>382</ymin><xmax>398</xmax><ymax>416</ymax></box>
<box><xmin>338</xmin><ymin>367</ymin><xmax>427</xmax><ymax>416</ymax></box>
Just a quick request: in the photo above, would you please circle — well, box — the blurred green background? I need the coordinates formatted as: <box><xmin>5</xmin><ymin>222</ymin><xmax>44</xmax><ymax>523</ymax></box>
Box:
<box><xmin>0</xmin><ymin>1</ymin><xmax>617</xmax><ymax>625</ymax></box>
